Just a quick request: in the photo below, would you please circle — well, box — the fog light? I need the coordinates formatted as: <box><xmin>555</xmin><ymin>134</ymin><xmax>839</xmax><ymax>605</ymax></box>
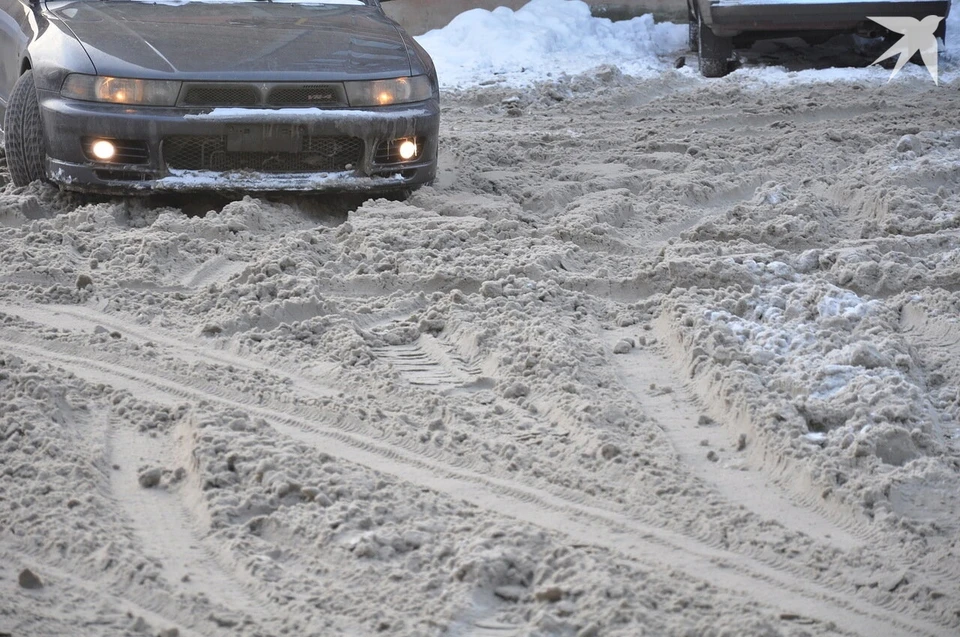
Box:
<box><xmin>91</xmin><ymin>140</ymin><xmax>116</xmax><ymax>160</ymax></box>
<box><xmin>398</xmin><ymin>139</ymin><xmax>417</xmax><ymax>160</ymax></box>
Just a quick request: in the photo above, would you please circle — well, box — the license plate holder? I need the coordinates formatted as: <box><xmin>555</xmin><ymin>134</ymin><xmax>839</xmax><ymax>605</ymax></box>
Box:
<box><xmin>226</xmin><ymin>124</ymin><xmax>303</xmax><ymax>153</ymax></box>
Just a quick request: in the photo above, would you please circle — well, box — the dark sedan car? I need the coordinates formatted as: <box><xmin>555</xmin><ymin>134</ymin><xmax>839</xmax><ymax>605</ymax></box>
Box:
<box><xmin>0</xmin><ymin>0</ymin><xmax>439</xmax><ymax>194</ymax></box>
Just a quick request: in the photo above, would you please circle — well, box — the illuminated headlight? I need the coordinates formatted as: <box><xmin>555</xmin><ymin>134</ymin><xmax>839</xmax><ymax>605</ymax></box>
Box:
<box><xmin>344</xmin><ymin>76</ymin><xmax>434</xmax><ymax>107</ymax></box>
<box><xmin>61</xmin><ymin>75</ymin><xmax>181</xmax><ymax>106</ymax></box>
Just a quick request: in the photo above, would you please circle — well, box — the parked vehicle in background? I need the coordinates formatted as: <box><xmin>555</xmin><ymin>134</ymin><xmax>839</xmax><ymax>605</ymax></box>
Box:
<box><xmin>0</xmin><ymin>0</ymin><xmax>438</xmax><ymax>195</ymax></box>
<box><xmin>687</xmin><ymin>0</ymin><xmax>951</xmax><ymax>77</ymax></box>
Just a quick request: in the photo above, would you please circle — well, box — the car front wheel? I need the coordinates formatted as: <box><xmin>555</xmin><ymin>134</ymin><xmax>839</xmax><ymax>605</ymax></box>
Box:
<box><xmin>698</xmin><ymin>14</ymin><xmax>733</xmax><ymax>78</ymax></box>
<box><xmin>5</xmin><ymin>70</ymin><xmax>48</xmax><ymax>187</ymax></box>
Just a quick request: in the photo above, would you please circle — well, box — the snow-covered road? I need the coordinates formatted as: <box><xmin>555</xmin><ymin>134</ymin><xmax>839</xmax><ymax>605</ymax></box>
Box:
<box><xmin>2</xmin><ymin>2</ymin><xmax>960</xmax><ymax>636</ymax></box>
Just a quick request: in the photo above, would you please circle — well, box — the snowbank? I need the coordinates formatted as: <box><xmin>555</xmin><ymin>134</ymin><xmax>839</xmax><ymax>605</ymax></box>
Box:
<box><xmin>416</xmin><ymin>0</ymin><xmax>686</xmax><ymax>87</ymax></box>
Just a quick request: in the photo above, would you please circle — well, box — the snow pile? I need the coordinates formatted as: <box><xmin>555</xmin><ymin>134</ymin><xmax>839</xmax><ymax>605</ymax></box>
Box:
<box><xmin>663</xmin><ymin>277</ymin><xmax>941</xmax><ymax>467</ymax></box>
<box><xmin>650</xmin><ymin>127</ymin><xmax>960</xmax><ymax>539</ymax></box>
<box><xmin>416</xmin><ymin>0</ymin><xmax>685</xmax><ymax>87</ymax></box>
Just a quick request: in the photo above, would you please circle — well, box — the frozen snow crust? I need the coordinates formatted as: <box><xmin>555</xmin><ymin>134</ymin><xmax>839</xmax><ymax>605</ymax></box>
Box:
<box><xmin>3</xmin><ymin>2</ymin><xmax>960</xmax><ymax>635</ymax></box>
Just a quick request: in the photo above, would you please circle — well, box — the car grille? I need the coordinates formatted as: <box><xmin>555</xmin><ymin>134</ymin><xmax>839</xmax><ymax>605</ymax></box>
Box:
<box><xmin>162</xmin><ymin>136</ymin><xmax>364</xmax><ymax>173</ymax></box>
<box><xmin>266</xmin><ymin>84</ymin><xmax>344</xmax><ymax>107</ymax></box>
<box><xmin>181</xmin><ymin>84</ymin><xmax>260</xmax><ymax>106</ymax></box>
<box><xmin>182</xmin><ymin>85</ymin><xmax>260</xmax><ymax>107</ymax></box>
<box><xmin>179</xmin><ymin>83</ymin><xmax>348</xmax><ymax>107</ymax></box>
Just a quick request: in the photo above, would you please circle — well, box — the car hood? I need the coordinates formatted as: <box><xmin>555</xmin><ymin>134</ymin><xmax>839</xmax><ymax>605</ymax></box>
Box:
<box><xmin>46</xmin><ymin>1</ymin><xmax>413</xmax><ymax>81</ymax></box>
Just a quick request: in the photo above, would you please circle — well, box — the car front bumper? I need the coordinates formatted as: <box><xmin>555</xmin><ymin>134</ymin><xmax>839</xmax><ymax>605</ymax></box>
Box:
<box><xmin>38</xmin><ymin>90</ymin><xmax>440</xmax><ymax>194</ymax></box>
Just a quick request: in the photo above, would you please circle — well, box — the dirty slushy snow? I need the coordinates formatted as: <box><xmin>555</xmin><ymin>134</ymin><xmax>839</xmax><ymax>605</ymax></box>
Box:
<box><xmin>2</xmin><ymin>1</ymin><xmax>960</xmax><ymax>636</ymax></box>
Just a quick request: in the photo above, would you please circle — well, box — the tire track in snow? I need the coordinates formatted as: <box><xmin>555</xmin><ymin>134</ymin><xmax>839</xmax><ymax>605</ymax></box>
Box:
<box><xmin>0</xmin><ymin>326</ymin><xmax>951</xmax><ymax>637</ymax></box>
<box><xmin>371</xmin><ymin>333</ymin><xmax>490</xmax><ymax>393</ymax></box>
<box><xmin>604</xmin><ymin>327</ymin><xmax>864</xmax><ymax>551</ymax></box>
<box><xmin>0</xmin><ymin>302</ymin><xmax>338</xmax><ymax>402</ymax></box>
<box><xmin>106</xmin><ymin>418</ymin><xmax>258</xmax><ymax>616</ymax></box>
<box><xmin>5</xmin><ymin>302</ymin><xmax>957</xmax><ymax>626</ymax></box>
<box><xmin>179</xmin><ymin>255</ymin><xmax>248</xmax><ymax>290</ymax></box>
<box><xmin>0</xmin><ymin>546</ymin><xmax>206</xmax><ymax>637</ymax></box>
<box><xmin>647</xmin><ymin>309</ymin><xmax>960</xmax><ymax>566</ymax></box>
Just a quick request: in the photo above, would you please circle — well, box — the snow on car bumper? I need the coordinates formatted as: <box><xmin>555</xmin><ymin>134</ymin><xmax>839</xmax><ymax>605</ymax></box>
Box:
<box><xmin>47</xmin><ymin>165</ymin><xmax>420</xmax><ymax>194</ymax></box>
<box><xmin>38</xmin><ymin>90</ymin><xmax>439</xmax><ymax>194</ymax></box>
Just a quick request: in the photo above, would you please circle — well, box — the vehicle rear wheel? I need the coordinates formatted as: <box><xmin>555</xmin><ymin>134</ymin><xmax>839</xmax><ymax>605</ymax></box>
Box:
<box><xmin>698</xmin><ymin>14</ymin><xmax>733</xmax><ymax>78</ymax></box>
<box><xmin>4</xmin><ymin>70</ymin><xmax>47</xmax><ymax>187</ymax></box>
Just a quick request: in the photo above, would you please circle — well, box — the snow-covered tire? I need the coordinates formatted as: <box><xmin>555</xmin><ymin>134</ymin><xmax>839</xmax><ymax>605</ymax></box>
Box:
<box><xmin>698</xmin><ymin>14</ymin><xmax>732</xmax><ymax>78</ymax></box>
<box><xmin>4</xmin><ymin>70</ymin><xmax>48</xmax><ymax>187</ymax></box>
<box><xmin>699</xmin><ymin>56</ymin><xmax>729</xmax><ymax>78</ymax></box>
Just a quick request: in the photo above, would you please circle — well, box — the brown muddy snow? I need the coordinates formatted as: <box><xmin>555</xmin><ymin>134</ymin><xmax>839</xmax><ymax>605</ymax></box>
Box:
<box><xmin>1</xmin><ymin>69</ymin><xmax>960</xmax><ymax>637</ymax></box>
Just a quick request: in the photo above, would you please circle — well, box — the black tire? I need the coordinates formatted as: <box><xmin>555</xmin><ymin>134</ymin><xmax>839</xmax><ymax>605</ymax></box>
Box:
<box><xmin>698</xmin><ymin>13</ymin><xmax>733</xmax><ymax>78</ymax></box>
<box><xmin>699</xmin><ymin>56</ymin><xmax>729</xmax><ymax>78</ymax></box>
<box><xmin>4</xmin><ymin>70</ymin><xmax>47</xmax><ymax>187</ymax></box>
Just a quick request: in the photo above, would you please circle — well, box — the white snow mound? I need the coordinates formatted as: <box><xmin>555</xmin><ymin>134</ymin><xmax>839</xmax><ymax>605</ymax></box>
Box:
<box><xmin>415</xmin><ymin>0</ymin><xmax>686</xmax><ymax>87</ymax></box>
